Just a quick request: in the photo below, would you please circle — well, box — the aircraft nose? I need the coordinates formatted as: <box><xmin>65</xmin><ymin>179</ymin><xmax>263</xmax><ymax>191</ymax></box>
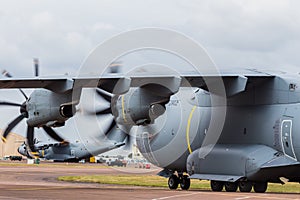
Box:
<box><xmin>17</xmin><ymin>144</ymin><xmax>27</xmax><ymax>156</ymax></box>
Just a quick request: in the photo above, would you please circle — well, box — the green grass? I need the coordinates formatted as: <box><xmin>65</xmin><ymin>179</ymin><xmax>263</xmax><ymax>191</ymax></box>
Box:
<box><xmin>58</xmin><ymin>174</ymin><xmax>300</xmax><ymax>193</ymax></box>
<box><xmin>58</xmin><ymin>174</ymin><xmax>211</xmax><ymax>189</ymax></box>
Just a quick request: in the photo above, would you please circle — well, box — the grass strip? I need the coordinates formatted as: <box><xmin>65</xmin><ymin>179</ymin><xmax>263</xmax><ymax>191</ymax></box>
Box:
<box><xmin>58</xmin><ymin>174</ymin><xmax>300</xmax><ymax>193</ymax></box>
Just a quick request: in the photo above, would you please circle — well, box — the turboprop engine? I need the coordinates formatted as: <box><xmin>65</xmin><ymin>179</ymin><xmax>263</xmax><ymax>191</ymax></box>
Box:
<box><xmin>26</xmin><ymin>89</ymin><xmax>75</xmax><ymax>127</ymax></box>
<box><xmin>111</xmin><ymin>86</ymin><xmax>171</xmax><ymax>126</ymax></box>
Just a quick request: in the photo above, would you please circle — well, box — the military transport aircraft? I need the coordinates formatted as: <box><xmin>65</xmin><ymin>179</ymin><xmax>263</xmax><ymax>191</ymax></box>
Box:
<box><xmin>1</xmin><ymin>64</ymin><xmax>300</xmax><ymax>194</ymax></box>
<box><xmin>17</xmin><ymin>136</ymin><xmax>125</xmax><ymax>162</ymax></box>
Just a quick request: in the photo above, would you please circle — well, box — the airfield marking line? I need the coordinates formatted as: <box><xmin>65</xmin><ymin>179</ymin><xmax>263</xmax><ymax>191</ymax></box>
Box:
<box><xmin>154</xmin><ymin>191</ymin><xmax>299</xmax><ymax>200</ymax></box>
<box><xmin>235</xmin><ymin>197</ymin><xmax>251</xmax><ymax>200</ymax></box>
<box><xmin>0</xmin><ymin>196</ymin><xmax>26</xmax><ymax>200</ymax></box>
<box><xmin>214</xmin><ymin>192</ymin><xmax>295</xmax><ymax>200</ymax></box>
<box><xmin>6</xmin><ymin>186</ymin><xmax>79</xmax><ymax>191</ymax></box>
<box><xmin>151</xmin><ymin>192</ymin><xmax>198</xmax><ymax>200</ymax></box>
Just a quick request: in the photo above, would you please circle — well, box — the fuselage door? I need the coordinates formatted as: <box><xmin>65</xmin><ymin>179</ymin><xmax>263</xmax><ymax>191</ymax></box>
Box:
<box><xmin>281</xmin><ymin>119</ymin><xmax>297</xmax><ymax>160</ymax></box>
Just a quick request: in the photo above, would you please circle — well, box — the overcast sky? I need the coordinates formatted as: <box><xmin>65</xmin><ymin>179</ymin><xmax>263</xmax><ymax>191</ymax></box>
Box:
<box><xmin>1</xmin><ymin>0</ymin><xmax>300</xmax><ymax>141</ymax></box>
<box><xmin>1</xmin><ymin>0</ymin><xmax>300</xmax><ymax>75</ymax></box>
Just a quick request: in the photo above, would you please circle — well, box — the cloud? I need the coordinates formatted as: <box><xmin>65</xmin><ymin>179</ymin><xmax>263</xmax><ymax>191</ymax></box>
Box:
<box><xmin>92</xmin><ymin>22</ymin><xmax>115</xmax><ymax>31</ymax></box>
<box><xmin>30</xmin><ymin>11</ymin><xmax>55</xmax><ymax>29</ymax></box>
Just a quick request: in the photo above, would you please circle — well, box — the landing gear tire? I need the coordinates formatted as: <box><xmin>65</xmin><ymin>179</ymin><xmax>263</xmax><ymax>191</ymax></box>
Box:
<box><xmin>253</xmin><ymin>182</ymin><xmax>268</xmax><ymax>193</ymax></box>
<box><xmin>224</xmin><ymin>182</ymin><xmax>238</xmax><ymax>192</ymax></box>
<box><xmin>210</xmin><ymin>180</ymin><xmax>224</xmax><ymax>191</ymax></box>
<box><xmin>238</xmin><ymin>181</ymin><xmax>252</xmax><ymax>192</ymax></box>
<box><xmin>168</xmin><ymin>175</ymin><xmax>179</xmax><ymax>190</ymax></box>
<box><xmin>180</xmin><ymin>175</ymin><xmax>190</xmax><ymax>190</ymax></box>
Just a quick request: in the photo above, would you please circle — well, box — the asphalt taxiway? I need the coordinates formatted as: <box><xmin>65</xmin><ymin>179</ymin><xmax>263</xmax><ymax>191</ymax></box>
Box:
<box><xmin>0</xmin><ymin>161</ymin><xmax>299</xmax><ymax>200</ymax></box>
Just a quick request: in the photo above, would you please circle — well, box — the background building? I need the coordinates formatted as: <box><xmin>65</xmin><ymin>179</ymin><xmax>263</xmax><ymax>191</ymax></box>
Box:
<box><xmin>0</xmin><ymin>132</ymin><xmax>24</xmax><ymax>158</ymax></box>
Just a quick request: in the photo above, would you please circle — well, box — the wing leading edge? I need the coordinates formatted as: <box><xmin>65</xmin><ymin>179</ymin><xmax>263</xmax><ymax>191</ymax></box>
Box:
<box><xmin>0</xmin><ymin>69</ymin><xmax>275</xmax><ymax>97</ymax></box>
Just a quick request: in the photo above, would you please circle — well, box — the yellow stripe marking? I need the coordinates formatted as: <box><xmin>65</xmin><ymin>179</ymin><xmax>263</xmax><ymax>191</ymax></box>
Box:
<box><xmin>186</xmin><ymin>106</ymin><xmax>196</xmax><ymax>154</ymax></box>
<box><xmin>1</xmin><ymin>137</ymin><xmax>6</xmax><ymax>143</ymax></box>
<box><xmin>121</xmin><ymin>95</ymin><xmax>127</xmax><ymax>123</ymax></box>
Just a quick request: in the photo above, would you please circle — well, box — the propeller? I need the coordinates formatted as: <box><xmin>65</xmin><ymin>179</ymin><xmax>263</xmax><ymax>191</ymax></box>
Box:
<box><xmin>1</xmin><ymin>62</ymin><xmax>68</xmax><ymax>154</ymax></box>
<box><xmin>0</xmin><ymin>98</ymin><xmax>68</xmax><ymax>153</ymax></box>
<box><xmin>87</xmin><ymin>62</ymin><xmax>133</xmax><ymax>150</ymax></box>
<box><xmin>89</xmin><ymin>88</ymin><xmax>132</xmax><ymax>149</ymax></box>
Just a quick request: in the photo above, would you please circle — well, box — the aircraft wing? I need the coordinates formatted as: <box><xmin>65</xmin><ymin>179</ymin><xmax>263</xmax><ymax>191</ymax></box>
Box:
<box><xmin>0</xmin><ymin>77</ymin><xmax>74</xmax><ymax>93</ymax></box>
<box><xmin>34</xmin><ymin>142</ymin><xmax>67</xmax><ymax>150</ymax></box>
<box><xmin>0</xmin><ymin>69</ymin><xmax>275</xmax><ymax>97</ymax></box>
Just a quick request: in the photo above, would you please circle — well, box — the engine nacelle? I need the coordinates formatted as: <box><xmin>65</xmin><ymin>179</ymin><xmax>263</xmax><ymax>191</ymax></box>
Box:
<box><xmin>26</xmin><ymin>89</ymin><xmax>75</xmax><ymax>127</ymax></box>
<box><xmin>112</xmin><ymin>86</ymin><xmax>169</xmax><ymax>126</ymax></box>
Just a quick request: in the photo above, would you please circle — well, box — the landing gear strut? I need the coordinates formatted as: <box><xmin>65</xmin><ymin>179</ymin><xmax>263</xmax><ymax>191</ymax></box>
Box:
<box><xmin>168</xmin><ymin>174</ymin><xmax>190</xmax><ymax>190</ymax></box>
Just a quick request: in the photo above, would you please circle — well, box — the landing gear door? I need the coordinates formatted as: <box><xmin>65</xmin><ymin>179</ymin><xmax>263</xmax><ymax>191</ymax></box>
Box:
<box><xmin>281</xmin><ymin>119</ymin><xmax>296</xmax><ymax>160</ymax></box>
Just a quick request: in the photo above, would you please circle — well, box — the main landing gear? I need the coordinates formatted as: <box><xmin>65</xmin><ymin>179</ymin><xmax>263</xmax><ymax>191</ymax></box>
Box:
<box><xmin>166</xmin><ymin>173</ymin><xmax>267</xmax><ymax>193</ymax></box>
<box><xmin>168</xmin><ymin>174</ymin><xmax>190</xmax><ymax>190</ymax></box>
<box><xmin>210</xmin><ymin>180</ymin><xmax>268</xmax><ymax>193</ymax></box>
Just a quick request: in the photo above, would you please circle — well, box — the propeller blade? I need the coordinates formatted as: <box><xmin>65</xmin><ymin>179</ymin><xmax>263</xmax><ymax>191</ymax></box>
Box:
<box><xmin>26</xmin><ymin>125</ymin><xmax>37</xmax><ymax>153</ymax></box>
<box><xmin>2</xmin><ymin>70</ymin><xmax>12</xmax><ymax>78</ymax></box>
<box><xmin>42</xmin><ymin>126</ymin><xmax>67</xmax><ymax>143</ymax></box>
<box><xmin>2</xmin><ymin>113</ymin><xmax>26</xmax><ymax>142</ymax></box>
<box><xmin>87</xmin><ymin>107</ymin><xmax>112</xmax><ymax>116</ymax></box>
<box><xmin>96</xmin><ymin>88</ymin><xmax>112</xmax><ymax>102</ymax></box>
<box><xmin>2</xmin><ymin>70</ymin><xmax>28</xmax><ymax>100</ymax></box>
<box><xmin>123</xmin><ymin>126</ymin><xmax>137</xmax><ymax>150</ymax></box>
<box><xmin>18</xmin><ymin>89</ymin><xmax>29</xmax><ymax>100</ymax></box>
<box><xmin>105</xmin><ymin>120</ymin><xmax>116</xmax><ymax>136</ymax></box>
<box><xmin>34</xmin><ymin>58</ymin><xmax>39</xmax><ymax>77</ymax></box>
<box><xmin>0</xmin><ymin>101</ymin><xmax>22</xmax><ymax>107</ymax></box>
<box><xmin>95</xmin><ymin>107</ymin><xmax>112</xmax><ymax>115</ymax></box>
<box><xmin>123</xmin><ymin>135</ymin><xmax>132</xmax><ymax>150</ymax></box>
